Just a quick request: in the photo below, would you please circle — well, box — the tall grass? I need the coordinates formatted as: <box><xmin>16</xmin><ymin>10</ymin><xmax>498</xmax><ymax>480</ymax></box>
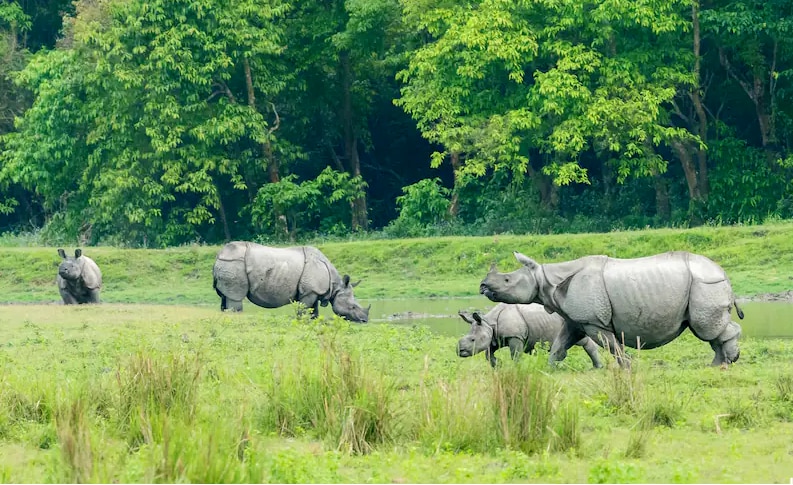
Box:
<box><xmin>114</xmin><ymin>352</ymin><xmax>202</xmax><ymax>447</ymax></box>
<box><xmin>259</xmin><ymin>336</ymin><xmax>396</xmax><ymax>454</ymax></box>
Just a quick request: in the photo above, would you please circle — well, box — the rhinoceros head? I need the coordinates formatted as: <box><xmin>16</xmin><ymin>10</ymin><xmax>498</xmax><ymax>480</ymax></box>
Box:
<box><xmin>331</xmin><ymin>274</ymin><xmax>370</xmax><ymax>323</ymax></box>
<box><xmin>479</xmin><ymin>252</ymin><xmax>540</xmax><ymax>304</ymax></box>
<box><xmin>57</xmin><ymin>248</ymin><xmax>84</xmax><ymax>282</ymax></box>
<box><xmin>456</xmin><ymin>311</ymin><xmax>494</xmax><ymax>358</ymax></box>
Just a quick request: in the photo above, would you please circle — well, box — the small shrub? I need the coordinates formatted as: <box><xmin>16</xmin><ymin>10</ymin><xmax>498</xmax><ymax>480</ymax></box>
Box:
<box><xmin>588</xmin><ymin>459</ymin><xmax>645</xmax><ymax>483</ymax></box>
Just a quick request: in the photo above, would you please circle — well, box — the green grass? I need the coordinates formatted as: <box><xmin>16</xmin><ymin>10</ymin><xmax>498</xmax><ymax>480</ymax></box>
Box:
<box><xmin>1</xmin><ymin>304</ymin><xmax>793</xmax><ymax>482</ymax></box>
<box><xmin>2</xmin><ymin>222</ymin><xmax>793</xmax><ymax>304</ymax></box>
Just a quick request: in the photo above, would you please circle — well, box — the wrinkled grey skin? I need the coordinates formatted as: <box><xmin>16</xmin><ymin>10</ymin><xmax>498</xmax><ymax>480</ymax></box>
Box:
<box><xmin>212</xmin><ymin>241</ymin><xmax>370</xmax><ymax>322</ymax></box>
<box><xmin>56</xmin><ymin>248</ymin><xmax>102</xmax><ymax>304</ymax></box>
<box><xmin>479</xmin><ymin>251</ymin><xmax>744</xmax><ymax>368</ymax></box>
<box><xmin>456</xmin><ymin>303</ymin><xmax>603</xmax><ymax>368</ymax></box>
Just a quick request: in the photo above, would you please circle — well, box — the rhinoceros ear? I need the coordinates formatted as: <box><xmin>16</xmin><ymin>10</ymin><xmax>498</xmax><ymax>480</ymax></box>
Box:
<box><xmin>458</xmin><ymin>311</ymin><xmax>475</xmax><ymax>324</ymax></box>
<box><xmin>57</xmin><ymin>248</ymin><xmax>66</xmax><ymax>259</ymax></box>
<box><xmin>514</xmin><ymin>251</ymin><xmax>538</xmax><ymax>269</ymax></box>
<box><xmin>342</xmin><ymin>274</ymin><xmax>351</xmax><ymax>287</ymax></box>
<box><xmin>472</xmin><ymin>312</ymin><xmax>484</xmax><ymax>325</ymax></box>
<box><xmin>351</xmin><ymin>279</ymin><xmax>362</xmax><ymax>288</ymax></box>
<box><xmin>75</xmin><ymin>249</ymin><xmax>82</xmax><ymax>258</ymax></box>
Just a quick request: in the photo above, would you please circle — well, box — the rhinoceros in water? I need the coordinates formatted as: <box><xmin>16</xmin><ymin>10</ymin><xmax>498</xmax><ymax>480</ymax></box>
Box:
<box><xmin>212</xmin><ymin>241</ymin><xmax>369</xmax><ymax>322</ymax></box>
<box><xmin>457</xmin><ymin>303</ymin><xmax>602</xmax><ymax>368</ymax></box>
<box><xmin>480</xmin><ymin>251</ymin><xmax>744</xmax><ymax>367</ymax></box>
<box><xmin>56</xmin><ymin>248</ymin><xmax>102</xmax><ymax>304</ymax></box>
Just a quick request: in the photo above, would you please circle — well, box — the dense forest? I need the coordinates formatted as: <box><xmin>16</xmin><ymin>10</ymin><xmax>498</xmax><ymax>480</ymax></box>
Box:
<box><xmin>1</xmin><ymin>0</ymin><xmax>792</xmax><ymax>246</ymax></box>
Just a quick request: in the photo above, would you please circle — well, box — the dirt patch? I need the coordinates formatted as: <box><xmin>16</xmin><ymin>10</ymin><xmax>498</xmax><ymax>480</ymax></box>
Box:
<box><xmin>737</xmin><ymin>290</ymin><xmax>793</xmax><ymax>303</ymax></box>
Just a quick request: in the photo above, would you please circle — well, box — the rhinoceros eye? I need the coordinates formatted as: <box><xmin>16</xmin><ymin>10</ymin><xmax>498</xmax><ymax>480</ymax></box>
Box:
<box><xmin>505</xmin><ymin>277</ymin><xmax>510</xmax><ymax>283</ymax></box>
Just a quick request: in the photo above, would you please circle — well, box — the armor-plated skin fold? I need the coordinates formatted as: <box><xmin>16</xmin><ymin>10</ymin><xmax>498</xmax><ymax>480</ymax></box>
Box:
<box><xmin>212</xmin><ymin>241</ymin><xmax>369</xmax><ymax>322</ymax></box>
<box><xmin>479</xmin><ymin>251</ymin><xmax>744</xmax><ymax>367</ymax></box>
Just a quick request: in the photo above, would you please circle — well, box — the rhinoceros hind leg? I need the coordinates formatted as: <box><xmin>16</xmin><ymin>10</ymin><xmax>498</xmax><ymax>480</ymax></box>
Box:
<box><xmin>577</xmin><ymin>337</ymin><xmax>603</xmax><ymax>369</ymax></box>
<box><xmin>592</xmin><ymin>329</ymin><xmax>630</xmax><ymax>369</ymax></box>
<box><xmin>223</xmin><ymin>298</ymin><xmax>243</xmax><ymax>312</ymax></box>
<box><xmin>709</xmin><ymin>319</ymin><xmax>742</xmax><ymax>366</ymax></box>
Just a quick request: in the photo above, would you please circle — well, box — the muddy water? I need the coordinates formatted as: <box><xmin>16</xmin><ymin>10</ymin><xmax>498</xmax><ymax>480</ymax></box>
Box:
<box><xmin>361</xmin><ymin>297</ymin><xmax>793</xmax><ymax>339</ymax></box>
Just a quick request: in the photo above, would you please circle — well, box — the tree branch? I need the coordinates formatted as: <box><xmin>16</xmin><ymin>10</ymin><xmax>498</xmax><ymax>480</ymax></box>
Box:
<box><xmin>268</xmin><ymin>102</ymin><xmax>280</xmax><ymax>135</ymax></box>
<box><xmin>719</xmin><ymin>47</ymin><xmax>755</xmax><ymax>102</ymax></box>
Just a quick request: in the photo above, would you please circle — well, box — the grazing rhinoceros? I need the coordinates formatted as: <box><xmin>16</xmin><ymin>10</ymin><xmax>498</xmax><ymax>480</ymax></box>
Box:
<box><xmin>456</xmin><ymin>303</ymin><xmax>603</xmax><ymax>368</ymax></box>
<box><xmin>212</xmin><ymin>241</ymin><xmax>370</xmax><ymax>322</ymax></box>
<box><xmin>479</xmin><ymin>251</ymin><xmax>744</xmax><ymax>367</ymax></box>
<box><xmin>56</xmin><ymin>248</ymin><xmax>102</xmax><ymax>304</ymax></box>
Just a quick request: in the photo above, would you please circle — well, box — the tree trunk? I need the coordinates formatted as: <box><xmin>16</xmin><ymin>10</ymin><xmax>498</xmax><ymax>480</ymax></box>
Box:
<box><xmin>652</xmin><ymin>172</ymin><xmax>670</xmax><ymax>221</ymax></box>
<box><xmin>689</xmin><ymin>1</ymin><xmax>709</xmax><ymax>202</ymax></box>
<box><xmin>244</xmin><ymin>59</ymin><xmax>285</xmax><ymax>236</ymax></box>
<box><xmin>527</xmin><ymin>163</ymin><xmax>556</xmax><ymax>210</ymax></box>
<box><xmin>217</xmin><ymin>190</ymin><xmax>232</xmax><ymax>242</ymax></box>
<box><xmin>671</xmin><ymin>140</ymin><xmax>704</xmax><ymax>225</ymax></box>
<box><xmin>340</xmin><ymin>49</ymin><xmax>368</xmax><ymax>231</ymax></box>
<box><xmin>448</xmin><ymin>151</ymin><xmax>461</xmax><ymax>217</ymax></box>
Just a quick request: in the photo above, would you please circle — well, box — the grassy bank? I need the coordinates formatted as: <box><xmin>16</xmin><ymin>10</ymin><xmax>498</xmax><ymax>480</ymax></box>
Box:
<box><xmin>1</xmin><ymin>223</ymin><xmax>793</xmax><ymax>304</ymax></box>
<box><xmin>0</xmin><ymin>304</ymin><xmax>792</xmax><ymax>483</ymax></box>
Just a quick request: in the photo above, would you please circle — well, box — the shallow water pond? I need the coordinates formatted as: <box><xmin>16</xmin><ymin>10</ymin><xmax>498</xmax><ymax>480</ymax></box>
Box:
<box><xmin>362</xmin><ymin>297</ymin><xmax>793</xmax><ymax>339</ymax></box>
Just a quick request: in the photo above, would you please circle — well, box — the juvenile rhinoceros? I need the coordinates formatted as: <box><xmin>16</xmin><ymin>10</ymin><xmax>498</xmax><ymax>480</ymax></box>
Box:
<box><xmin>479</xmin><ymin>251</ymin><xmax>744</xmax><ymax>367</ymax></box>
<box><xmin>56</xmin><ymin>248</ymin><xmax>102</xmax><ymax>304</ymax></box>
<box><xmin>212</xmin><ymin>241</ymin><xmax>369</xmax><ymax>322</ymax></box>
<box><xmin>457</xmin><ymin>303</ymin><xmax>602</xmax><ymax>368</ymax></box>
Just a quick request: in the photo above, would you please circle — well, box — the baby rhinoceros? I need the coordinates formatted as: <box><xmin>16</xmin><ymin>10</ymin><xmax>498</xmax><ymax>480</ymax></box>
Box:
<box><xmin>56</xmin><ymin>248</ymin><xmax>102</xmax><ymax>304</ymax></box>
<box><xmin>456</xmin><ymin>303</ymin><xmax>602</xmax><ymax>368</ymax></box>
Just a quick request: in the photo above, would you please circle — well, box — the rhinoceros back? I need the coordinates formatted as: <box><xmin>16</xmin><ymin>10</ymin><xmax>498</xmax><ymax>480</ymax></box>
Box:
<box><xmin>213</xmin><ymin>242</ymin><xmax>250</xmax><ymax>301</ymax></box>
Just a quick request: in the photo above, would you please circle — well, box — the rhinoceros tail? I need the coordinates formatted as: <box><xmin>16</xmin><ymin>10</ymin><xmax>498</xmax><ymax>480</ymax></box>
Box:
<box><xmin>733</xmin><ymin>296</ymin><xmax>745</xmax><ymax>320</ymax></box>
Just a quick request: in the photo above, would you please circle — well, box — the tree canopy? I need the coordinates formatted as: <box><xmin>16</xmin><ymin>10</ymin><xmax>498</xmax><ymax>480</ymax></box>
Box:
<box><xmin>1</xmin><ymin>0</ymin><xmax>792</xmax><ymax>246</ymax></box>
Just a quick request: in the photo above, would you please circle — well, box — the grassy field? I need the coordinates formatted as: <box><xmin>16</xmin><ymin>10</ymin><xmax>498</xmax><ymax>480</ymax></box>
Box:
<box><xmin>0</xmin><ymin>304</ymin><xmax>792</xmax><ymax>483</ymax></box>
<box><xmin>1</xmin><ymin>222</ymin><xmax>793</xmax><ymax>304</ymax></box>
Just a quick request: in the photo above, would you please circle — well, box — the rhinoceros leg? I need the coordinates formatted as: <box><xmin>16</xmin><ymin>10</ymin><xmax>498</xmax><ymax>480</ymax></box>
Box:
<box><xmin>508</xmin><ymin>338</ymin><xmax>527</xmax><ymax>360</ymax></box>
<box><xmin>60</xmin><ymin>289</ymin><xmax>78</xmax><ymax>305</ymax></box>
<box><xmin>708</xmin><ymin>319</ymin><xmax>742</xmax><ymax>366</ymax></box>
<box><xmin>86</xmin><ymin>288</ymin><xmax>100</xmax><ymax>304</ymax></box>
<box><xmin>590</xmin><ymin>328</ymin><xmax>630</xmax><ymax>368</ymax></box>
<box><xmin>688</xmin><ymin>279</ymin><xmax>742</xmax><ymax>365</ymax></box>
<box><xmin>576</xmin><ymin>337</ymin><xmax>603</xmax><ymax>369</ymax></box>
<box><xmin>549</xmin><ymin>321</ymin><xmax>589</xmax><ymax>366</ymax></box>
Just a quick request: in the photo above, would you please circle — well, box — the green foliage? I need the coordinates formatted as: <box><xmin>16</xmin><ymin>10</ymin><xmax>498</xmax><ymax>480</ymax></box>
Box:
<box><xmin>385</xmin><ymin>178</ymin><xmax>451</xmax><ymax>237</ymax></box>
<box><xmin>252</xmin><ymin>167</ymin><xmax>368</xmax><ymax>240</ymax></box>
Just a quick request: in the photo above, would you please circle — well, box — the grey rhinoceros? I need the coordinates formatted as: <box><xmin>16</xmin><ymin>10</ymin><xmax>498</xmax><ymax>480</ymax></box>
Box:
<box><xmin>457</xmin><ymin>303</ymin><xmax>603</xmax><ymax>368</ymax></box>
<box><xmin>479</xmin><ymin>251</ymin><xmax>744</xmax><ymax>367</ymax></box>
<box><xmin>56</xmin><ymin>248</ymin><xmax>102</xmax><ymax>304</ymax></box>
<box><xmin>212</xmin><ymin>241</ymin><xmax>369</xmax><ymax>322</ymax></box>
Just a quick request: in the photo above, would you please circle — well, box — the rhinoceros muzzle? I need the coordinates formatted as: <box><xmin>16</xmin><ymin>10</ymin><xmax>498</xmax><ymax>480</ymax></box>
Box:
<box><xmin>479</xmin><ymin>284</ymin><xmax>497</xmax><ymax>301</ymax></box>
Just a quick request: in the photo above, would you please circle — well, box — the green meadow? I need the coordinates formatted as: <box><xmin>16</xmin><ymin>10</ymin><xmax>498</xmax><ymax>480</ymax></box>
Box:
<box><xmin>1</xmin><ymin>224</ymin><xmax>792</xmax><ymax>483</ymax></box>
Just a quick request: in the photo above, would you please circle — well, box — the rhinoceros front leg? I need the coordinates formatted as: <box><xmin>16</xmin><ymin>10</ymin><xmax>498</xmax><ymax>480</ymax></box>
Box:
<box><xmin>60</xmin><ymin>290</ymin><xmax>78</xmax><ymax>305</ymax></box>
<box><xmin>549</xmin><ymin>321</ymin><xmax>588</xmax><ymax>366</ymax></box>
<box><xmin>86</xmin><ymin>288</ymin><xmax>101</xmax><ymax>304</ymax></box>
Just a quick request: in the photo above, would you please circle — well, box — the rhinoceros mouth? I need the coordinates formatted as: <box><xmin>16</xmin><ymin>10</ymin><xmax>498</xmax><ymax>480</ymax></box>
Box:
<box><xmin>479</xmin><ymin>285</ymin><xmax>498</xmax><ymax>302</ymax></box>
<box><xmin>456</xmin><ymin>348</ymin><xmax>471</xmax><ymax>358</ymax></box>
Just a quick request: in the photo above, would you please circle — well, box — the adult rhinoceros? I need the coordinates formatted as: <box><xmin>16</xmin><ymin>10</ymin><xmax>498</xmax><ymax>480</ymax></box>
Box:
<box><xmin>212</xmin><ymin>241</ymin><xmax>369</xmax><ymax>322</ymax></box>
<box><xmin>479</xmin><ymin>251</ymin><xmax>744</xmax><ymax>367</ymax></box>
<box><xmin>56</xmin><ymin>248</ymin><xmax>102</xmax><ymax>304</ymax></box>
